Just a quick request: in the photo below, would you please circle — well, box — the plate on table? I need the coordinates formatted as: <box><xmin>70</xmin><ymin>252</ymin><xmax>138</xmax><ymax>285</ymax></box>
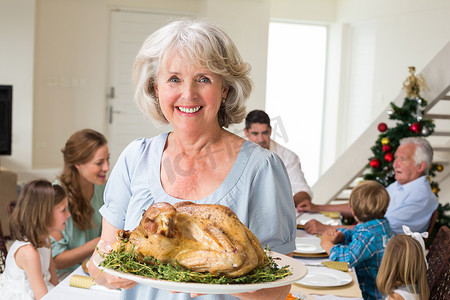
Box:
<box><xmin>93</xmin><ymin>251</ymin><xmax>307</xmax><ymax>294</ymax></box>
<box><xmin>295</xmin><ymin>266</ymin><xmax>352</xmax><ymax>287</ymax></box>
<box><xmin>294</xmin><ymin>237</ymin><xmax>326</xmax><ymax>254</ymax></box>
<box><xmin>297</xmin><ymin>213</ymin><xmax>340</xmax><ymax>228</ymax></box>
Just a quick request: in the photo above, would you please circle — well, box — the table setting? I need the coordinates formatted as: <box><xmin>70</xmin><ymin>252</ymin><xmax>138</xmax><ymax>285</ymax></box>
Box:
<box><xmin>290</xmin><ymin>218</ymin><xmax>363</xmax><ymax>300</ymax></box>
<box><xmin>43</xmin><ymin>211</ymin><xmax>362</xmax><ymax>300</ymax></box>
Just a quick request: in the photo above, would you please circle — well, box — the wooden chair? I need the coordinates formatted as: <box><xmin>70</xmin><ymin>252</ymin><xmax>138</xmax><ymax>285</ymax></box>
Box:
<box><xmin>0</xmin><ymin>222</ymin><xmax>7</xmax><ymax>273</ymax></box>
<box><xmin>425</xmin><ymin>209</ymin><xmax>438</xmax><ymax>245</ymax></box>
<box><xmin>426</xmin><ymin>210</ymin><xmax>438</xmax><ymax>236</ymax></box>
<box><xmin>426</xmin><ymin>225</ymin><xmax>450</xmax><ymax>300</ymax></box>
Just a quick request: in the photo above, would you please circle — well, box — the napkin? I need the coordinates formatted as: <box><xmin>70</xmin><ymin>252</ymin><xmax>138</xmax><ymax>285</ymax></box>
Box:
<box><xmin>319</xmin><ymin>211</ymin><xmax>340</xmax><ymax>219</ymax></box>
<box><xmin>321</xmin><ymin>261</ymin><xmax>348</xmax><ymax>272</ymax></box>
<box><xmin>70</xmin><ymin>275</ymin><xmax>95</xmax><ymax>289</ymax></box>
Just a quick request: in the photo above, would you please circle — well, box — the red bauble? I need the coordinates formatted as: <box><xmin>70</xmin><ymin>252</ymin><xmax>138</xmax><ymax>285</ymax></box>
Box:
<box><xmin>370</xmin><ymin>158</ymin><xmax>381</xmax><ymax>169</ymax></box>
<box><xmin>382</xmin><ymin>145</ymin><xmax>392</xmax><ymax>153</ymax></box>
<box><xmin>384</xmin><ymin>152</ymin><xmax>394</xmax><ymax>162</ymax></box>
<box><xmin>410</xmin><ymin>122</ymin><xmax>421</xmax><ymax>133</ymax></box>
<box><xmin>378</xmin><ymin>123</ymin><xmax>388</xmax><ymax>132</ymax></box>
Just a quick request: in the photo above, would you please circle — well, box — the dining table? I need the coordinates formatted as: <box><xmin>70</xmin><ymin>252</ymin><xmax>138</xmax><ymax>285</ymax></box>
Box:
<box><xmin>41</xmin><ymin>264</ymin><xmax>120</xmax><ymax>300</ymax></box>
<box><xmin>289</xmin><ymin>225</ymin><xmax>363</xmax><ymax>300</ymax></box>
<box><xmin>42</xmin><ymin>212</ymin><xmax>363</xmax><ymax>300</ymax></box>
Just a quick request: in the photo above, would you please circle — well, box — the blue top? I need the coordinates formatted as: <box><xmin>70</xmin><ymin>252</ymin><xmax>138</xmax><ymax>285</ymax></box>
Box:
<box><xmin>99</xmin><ymin>133</ymin><xmax>296</xmax><ymax>300</ymax></box>
<box><xmin>385</xmin><ymin>176</ymin><xmax>438</xmax><ymax>234</ymax></box>
<box><xmin>330</xmin><ymin>218</ymin><xmax>393</xmax><ymax>300</ymax></box>
<box><xmin>51</xmin><ymin>183</ymin><xmax>104</xmax><ymax>275</ymax></box>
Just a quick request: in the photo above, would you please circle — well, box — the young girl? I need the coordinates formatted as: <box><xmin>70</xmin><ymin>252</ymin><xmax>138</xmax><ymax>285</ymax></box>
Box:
<box><xmin>377</xmin><ymin>232</ymin><xmax>429</xmax><ymax>300</ymax></box>
<box><xmin>0</xmin><ymin>180</ymin><xmax>70</xmax><ymax>299</ymax></box>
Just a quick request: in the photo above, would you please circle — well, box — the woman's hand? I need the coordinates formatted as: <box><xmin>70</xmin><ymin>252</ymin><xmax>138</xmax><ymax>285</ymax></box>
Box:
<box><xmin>89</xmin><ymin>239</ymin><xmax>138</xmax><ymax>290</ymax></box>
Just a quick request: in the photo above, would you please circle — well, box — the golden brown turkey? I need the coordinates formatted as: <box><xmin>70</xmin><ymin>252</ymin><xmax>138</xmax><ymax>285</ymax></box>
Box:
<box><xmin>112</xmin><ymin>201</ymin><xmax>267</xmax><ymax>278</ymax></box>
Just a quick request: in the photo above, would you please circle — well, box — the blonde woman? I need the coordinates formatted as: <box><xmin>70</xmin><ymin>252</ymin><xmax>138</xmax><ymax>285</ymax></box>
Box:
<box><xmin>89</xmin><ymin>19</ymin><xmax>296</xmax><ymax>300</ymax></box>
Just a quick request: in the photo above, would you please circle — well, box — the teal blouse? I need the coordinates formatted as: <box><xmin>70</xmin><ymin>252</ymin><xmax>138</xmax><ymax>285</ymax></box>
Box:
<box><xmin>51</xmin><ymin>184</ymin><xmax>105</xmax><ymax>275</ymax></box>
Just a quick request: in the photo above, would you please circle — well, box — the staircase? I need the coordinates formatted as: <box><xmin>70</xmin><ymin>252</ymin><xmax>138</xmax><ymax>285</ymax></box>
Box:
<box><xmin>312</xmin><ymin>41</ymin><xmax>450</xmax><ymax>205</ymax></box>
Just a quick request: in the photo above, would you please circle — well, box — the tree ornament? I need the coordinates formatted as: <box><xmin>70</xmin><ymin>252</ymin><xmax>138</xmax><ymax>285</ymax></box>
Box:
<box><xmin>370</xmin><ymin>158</ymin><xmax>381</xmax><ymax>169</ymax></box>
<box><xmin>381</xmin><ymin>137</ymin><xmax>390</xmax><ymax>145</ymax></box>
<box><xmin>432</xmin><ymin>186</ymin><xmax>439</xmax><ymax>195</ymax></box>
<box><xmin>437</xmin><ymin>164</ymin><xmax>444</xmax><ymax>172</ymax></box>
<box><xmin>387</xmin><ymin>110</ymin><xmax>393</xmax><ymax>116</ymax></box>
<box><xmin>382</xmin><ymin>145</ymin><xmax>392</xmax><ymax>153</ymax></box>
<box><xmin>410</xmin><ymin>122</ymin><xmax>421</xmax><ymax>133</ymax></box>
<box><xmin>421</xmin><ymin>127</ymin><xmax>429</xmax><ymax>135</ymax></box>
<box><xmin>384</xmin><ymin>152</ymin><xmax>394</xmax><ymax>162</ymax></box>
<box><xmin>402</xmin><ymin>66</ymin><xmax>427</xmax><ymax>99</ymax></box>
<box><xmin>378</xmin><ymin>123</ymin><xmax>388</xmax><ymax>132</ymax></box>
<box><xmin>427</xmin><ymin>176</ymin><xmax>431</xmax><ymax>182</ymax></box>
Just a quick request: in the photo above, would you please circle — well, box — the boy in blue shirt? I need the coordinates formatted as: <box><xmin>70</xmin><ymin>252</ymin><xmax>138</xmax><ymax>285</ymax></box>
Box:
<box><xmin>320</xmin><ymin>180</ymin><xmax>393</xmax><ymax>300</ymax></box>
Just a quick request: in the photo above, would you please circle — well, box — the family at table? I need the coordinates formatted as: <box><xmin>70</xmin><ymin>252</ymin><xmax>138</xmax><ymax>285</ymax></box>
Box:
<box><xmin>0</xmin><ymin>18</ymin><xmax>437</xmax><ymax>300</ymax></box>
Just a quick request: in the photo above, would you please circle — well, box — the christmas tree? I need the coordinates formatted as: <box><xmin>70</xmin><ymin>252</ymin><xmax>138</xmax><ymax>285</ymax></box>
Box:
<box><xmin>363</xmin><ymin>66</ymin><xmax>448</xmax><ymax>245</ymax></box>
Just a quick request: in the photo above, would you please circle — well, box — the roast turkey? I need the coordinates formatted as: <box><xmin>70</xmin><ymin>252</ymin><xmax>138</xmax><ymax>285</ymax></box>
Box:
<box><xmin>113</xmin><ymin>201</ymin><xmax>267</xmax><ymax>277</ymax></box>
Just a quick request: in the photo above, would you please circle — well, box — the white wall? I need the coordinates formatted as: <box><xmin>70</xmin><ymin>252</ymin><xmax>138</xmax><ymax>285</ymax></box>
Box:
<box><xmin>0</xmin><ymin>0</ymin><xmax>35</xmax><ymax>174</ymax></box>
<box><xmin>0</xmin><ymin>0</ymin><xmax>270</xmax><ymax>182</ymax></box>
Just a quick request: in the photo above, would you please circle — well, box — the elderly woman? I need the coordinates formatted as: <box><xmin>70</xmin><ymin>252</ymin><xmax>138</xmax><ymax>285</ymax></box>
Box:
<box><xmin>88</xmin><ymin>19</ymin><xmax>296</xmax><ymax>300</ymax></box>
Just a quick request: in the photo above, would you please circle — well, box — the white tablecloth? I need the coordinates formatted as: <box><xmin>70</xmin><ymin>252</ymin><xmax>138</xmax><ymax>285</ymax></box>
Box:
<box><xmin>42</xmin><ymin>230</ymin><xmax>362</xmax><ymax>300</ymax></box>
<box><xmin>42</xmin><ymin>265</ymin><xmax>120</xmax><ymax>300</ymax></box>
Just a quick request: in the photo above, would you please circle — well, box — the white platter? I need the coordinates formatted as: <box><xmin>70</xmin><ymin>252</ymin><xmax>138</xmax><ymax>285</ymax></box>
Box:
<box><xmin>93</xmin><ymin>251</ymin><xmax>307</xmax><ymax>294</ymax></box>
<box><xmin>295</xmin><ymin>237</ymin><xmax>326</xmax><ymax>254</ymax></box>
<box><xmin>295</xmin><ymin>266</ymin><xmax>352</xmax><ymax>287</ymax></box>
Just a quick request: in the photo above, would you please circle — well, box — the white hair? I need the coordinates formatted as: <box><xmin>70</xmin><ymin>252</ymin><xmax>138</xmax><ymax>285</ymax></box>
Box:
<box><xmin>132</xmin><ymin>18</ymin><xmax>253</xmax><ymax>128</ymax></box>
<box><xmin>399</xmin><ymin>137</ymin><xmax>433</xmax><ymax>173</ymax></box>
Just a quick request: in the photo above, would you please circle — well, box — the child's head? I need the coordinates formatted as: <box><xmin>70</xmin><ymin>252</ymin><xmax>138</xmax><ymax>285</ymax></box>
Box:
<box><xmin>349</xmin><ymin>180</ymin><xmax>389</xmax><ymax>222</ymax></box>
<box><xmin>377</xmin><ymin>234</ymin><xmax>429</xmax><ymax>300</ymax></box>
<box><xmin>9</xmin><ymin>180</ymin><xmax>68</xmax><ymax>247</ymax></box>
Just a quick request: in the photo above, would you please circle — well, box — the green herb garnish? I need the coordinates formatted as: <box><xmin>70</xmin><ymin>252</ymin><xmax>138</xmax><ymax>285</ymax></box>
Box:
<box><xmin>99</xmin><ymin>244</ymin><xmax>291</xmax><ymax>284</ymax></box>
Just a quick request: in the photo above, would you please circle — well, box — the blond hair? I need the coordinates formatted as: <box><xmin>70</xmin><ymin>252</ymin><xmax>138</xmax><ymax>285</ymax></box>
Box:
<box><xmin>9</xmin><ymin>180</ymin><xmax>66</xmax><ymax>248</ymax></box>
<box><xmin>349</xmin><ymin>180</ymin><xmax>390</xmax><ymax>222</ymax></box>
<box><xmin>377</xmin><ymin>234</ymin><xmax>429</xmax><ymax>300</ymax></box>
<box><xmin>132</xmin><ymin>18</ymin><xmax>252</xmax><ymax>128</ymax></box>
<box><xmin>59</xmin><ymin>129</ymin><xmax>107</xmax><ymax>230</ymax></box>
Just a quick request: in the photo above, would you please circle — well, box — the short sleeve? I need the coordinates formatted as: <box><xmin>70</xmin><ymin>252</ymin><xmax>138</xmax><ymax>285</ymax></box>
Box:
<box><xmin>99</xmin><ymin>139</ymin><xmax>145</xmax><ymax>229</ymax></box>
<box><xmin>246</xmin><ymin>152</ymin><xmax>297</xmax><ymax>254</ymax></box>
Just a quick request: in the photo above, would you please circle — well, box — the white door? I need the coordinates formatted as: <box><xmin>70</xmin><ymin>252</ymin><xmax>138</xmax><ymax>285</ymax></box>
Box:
<box><xmin>107</xmin><ymin>10</ymin><xmax>187</xmax><ymax>166</ymax></box>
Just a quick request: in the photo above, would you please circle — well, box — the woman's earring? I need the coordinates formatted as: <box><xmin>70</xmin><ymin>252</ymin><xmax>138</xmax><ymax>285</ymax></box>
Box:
<box><xmin>222</xmin><ymin>98</ymin><xmax>226</xmax><ymax>104</ymax></box>
<box><xmin>155</xmin><ymin>97</ymin><xmax>159</xmax><ymax>103</ymax></box>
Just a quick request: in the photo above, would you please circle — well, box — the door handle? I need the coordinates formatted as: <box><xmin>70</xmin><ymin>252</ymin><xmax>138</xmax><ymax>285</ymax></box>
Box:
<box><xmin>109</xmin><ymin>106</ymin><xmax>121</xmax><ymax>124</ymax></box>
<box><xmin>107</xmin><ymin>87</ymin><xmax>115</xmax><ymax>99</ymax></box>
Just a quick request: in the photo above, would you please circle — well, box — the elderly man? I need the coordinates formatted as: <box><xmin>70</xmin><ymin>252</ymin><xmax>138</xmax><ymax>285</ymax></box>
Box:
<box><xmin>298</xmin><ymin>137</ymin><xmax>438</xmax><ymax>235</ymax></box>
<box><xmin>244</xmin><ymin>110</ymin><xmax>313</xmax><ymax>206</ymax></box>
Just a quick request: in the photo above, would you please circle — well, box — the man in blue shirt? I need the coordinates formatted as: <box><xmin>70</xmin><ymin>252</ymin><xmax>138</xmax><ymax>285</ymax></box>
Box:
<box><xmin>298</xmin><ymin>137</ymin><xmax>438</xmax><ymax>235</ymax></box>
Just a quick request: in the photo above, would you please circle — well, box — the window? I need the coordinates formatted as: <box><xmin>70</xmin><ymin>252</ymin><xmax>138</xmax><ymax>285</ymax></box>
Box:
<box><xmin>266</xmin><ymin>22</ymin><xmax>327</xmax><ymax>185</ymax></box>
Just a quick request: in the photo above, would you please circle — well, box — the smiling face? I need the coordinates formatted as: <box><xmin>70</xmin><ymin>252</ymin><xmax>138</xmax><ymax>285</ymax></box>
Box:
<box><xmin>153</xmin><ymin>54</ymin><xmax>229</xmax><ymax>133</ymax></box>
<box><xmin>75</xmin><ymin>144</ymin><xmax>110</xmax><ymax>185</ymax></box>
<box><xmin>393</xmin><ymin>143</ymin><xmax>426</xmax><ymax>185</ymax></box>
<box><xmin>50</xmin><ymin>197</ymin><xmax>70</xmax><ymax>232</ymax></box>
<box><xmin>244</xmin><ymin>123</ymin><xmax>272</xmax><ymax>149</ymax></box>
